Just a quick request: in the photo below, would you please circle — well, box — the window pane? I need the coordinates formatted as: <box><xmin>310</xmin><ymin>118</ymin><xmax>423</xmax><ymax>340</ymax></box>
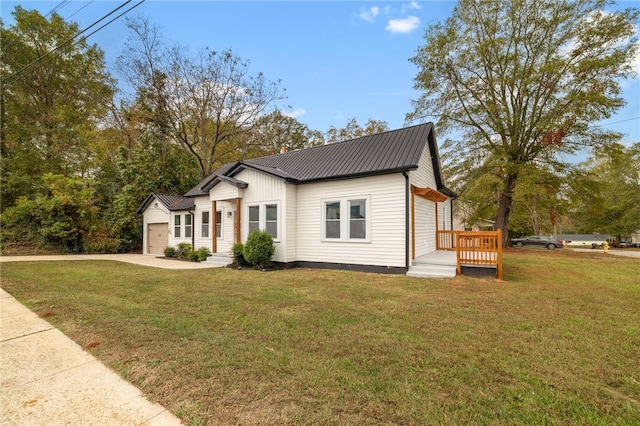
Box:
<box><xmin>248</xmin><ymin>222</ymin><xmax>260</xmax><ymax>233</ymax></box>
<box><xmin>326</xmin><ymin>221</ymin><xmax>340</xmax><ymax>239</ymax></box>
<box><xmin>350</xmin><ymin>220</ymin><xmax>366</xmax><ymax>239</ymax></box>
<box><xmin>215</xmin><ymin>211</ymin><xmax>222</xmax><ymax>239</ymax></box>
<box><xmin>350</xmin><ymin>199</ymin><xmax>366</xmax><ymax>219</ymax></box>
<box><xmin>266</xmin><ymin>222</ymin><xmax>277</xmax><ymax>238</ymax></box>
<box><xmin>185</xmin><ymin>215</ymin><xmax>192</xmax><ymax>225</ymax></box>
<box><xmin>249</xmin><ymin>206</ymin><xmax>259</xmax><ymax>222</ymax></box>
<box><xmin>326</xmin><ymin>202</ymin><xmax>340</xmax><ymax>219</ymax></box>
<box><xmin>266</xmin><ymin>204</ymin><xmax>277</xmax><ymax>221</ymax></box>
<box><xmin>174</xmin><ymin>215</ymin><xmax>180</xmax><ymax>225</ymax></box>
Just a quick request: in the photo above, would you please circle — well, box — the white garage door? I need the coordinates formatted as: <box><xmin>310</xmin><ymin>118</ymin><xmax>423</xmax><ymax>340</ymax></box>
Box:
<box><xmin>147</xmin><ymin>223</ymin><xmax>168</xmax><ymax>255</ymax></box>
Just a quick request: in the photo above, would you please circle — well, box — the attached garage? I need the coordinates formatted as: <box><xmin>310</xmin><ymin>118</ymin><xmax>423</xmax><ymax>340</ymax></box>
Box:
<box><xmin>147</xmin><ymin>223</ymin><xmax>168</xmax><ymax>255</ymax></box>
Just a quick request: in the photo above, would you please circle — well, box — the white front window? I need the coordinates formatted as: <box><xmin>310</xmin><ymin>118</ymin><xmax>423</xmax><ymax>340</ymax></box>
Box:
<box><xmin>201</xmin><ymin>211</ymin><xmax>209</xmax><ymax>238</ymax></box>
<box><xmin>185</xmin><ymin>214</ymin><xmax>192</xmax><ymax>238</ymax></box>
<box><xmin>246</xmin><ymin>202</ymin><xmax>279</xmax><ymax>240</ymax></box>
<box><xmin>322</xmin><ymin>196</ymin><xmax>370</xmax><ymax>242</ymax></box>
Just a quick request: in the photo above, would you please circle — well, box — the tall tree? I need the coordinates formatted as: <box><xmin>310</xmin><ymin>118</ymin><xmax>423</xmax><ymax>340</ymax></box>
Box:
<box><xmin>566</xmin><ymin>142</ymin><xmax>640</xmax><ymax>238</ymax></box>
<box><xmin>117</xmin><ymin>17</ymin><xmax>286</xmax><ymax>178</ymax></box>
<box><xmin>1</xmin><ymin>6</ymin><xmax>114</xmax><ymax>206</ymax></box>
<box><xmin>408</xmin><ymin>0</ymin><xmax>638</xmax><ymax>245</ymax></box>
<box><xmin>325</xmin><ymin>118</ymin><xmax>389</xmax><ymax>144</ymax></box>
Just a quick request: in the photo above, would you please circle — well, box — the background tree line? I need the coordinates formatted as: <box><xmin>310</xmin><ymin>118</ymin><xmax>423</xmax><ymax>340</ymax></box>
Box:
<box><xmin>1</xmin><ymin>2</ymin><xmax>638</xmax><ymax>254</ymax></box>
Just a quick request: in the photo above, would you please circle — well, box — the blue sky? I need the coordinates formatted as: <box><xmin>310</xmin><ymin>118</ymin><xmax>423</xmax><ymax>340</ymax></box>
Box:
<box><xmin>3</xmin><ymin>1</ymin><xmax>639</xmax><ymax>153</ymax></box>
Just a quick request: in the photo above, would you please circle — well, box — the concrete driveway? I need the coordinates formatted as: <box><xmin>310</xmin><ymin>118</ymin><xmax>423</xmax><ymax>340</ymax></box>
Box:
<box><xmin>0</xmin><ymin>253</ymin><xmax>224</xmax><ymax>269</ymax></box>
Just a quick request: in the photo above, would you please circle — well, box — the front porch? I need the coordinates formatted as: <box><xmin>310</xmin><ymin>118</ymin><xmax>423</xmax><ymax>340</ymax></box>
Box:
<box><xmin>408</xmin><ymin>230</ymin><xmax>503</xmax><ymax>279</ymax></box>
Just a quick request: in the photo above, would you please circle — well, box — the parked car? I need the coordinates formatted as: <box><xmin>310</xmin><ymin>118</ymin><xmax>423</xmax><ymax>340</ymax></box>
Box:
<box><xmin>511</xmin><ymin>235</ymin><xmax>564</xmax><ymax>250</ymax></box>
<box><xmin>628</xmin><ymin>243</ymin><xmax>640</xmax><ymax>248</ymax></box>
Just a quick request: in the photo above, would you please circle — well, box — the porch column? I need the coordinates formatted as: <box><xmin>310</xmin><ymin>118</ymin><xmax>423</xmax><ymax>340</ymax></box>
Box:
<box><xmin>235</xmin><ymin>197</ymin><xmax>241</xmax><ymax>243</ymax></box>
<box><xmin>435</xmin><ymin>202</ymin><xmax>439</xmax><ymax>250</ymax></box>
<box><xmin>411</xmin><ymin>188</ymin><xmax>416</xmax><ymax>260</ymax></box>
<box><xmin>211</xmin><ymin>201</ymin><xmax>217</xmax><ymax>253</ymax></box>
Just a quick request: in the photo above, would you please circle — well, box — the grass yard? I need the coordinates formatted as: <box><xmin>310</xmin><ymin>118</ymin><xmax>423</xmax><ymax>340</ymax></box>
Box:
<box><xmin>1</xmin><ymin>250</ymin><xmax>639</xmax><ymax>425</ymax></box>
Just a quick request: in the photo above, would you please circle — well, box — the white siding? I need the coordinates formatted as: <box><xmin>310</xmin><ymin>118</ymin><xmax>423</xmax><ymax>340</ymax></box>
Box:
<box><xmin>234</xmin><ymin>169</ymin><xmax>289</xmax><ymax>262</ymax></box>
<box><xmin>296</xmin><ymin>174</ymin><xmax>407</xmax><ymax>268</ymax></box>
<box><xmin>284</xmin><ymin>183</ymin><xmax>297</xmax><ymax>263</ymax></box>
<box><xmin>210</xmin><ymin>183</ymin><xmax>241</xmax><ymax>201</ymax></box>
<box><xmin>141</xmin><ymin>202</ymin><xmax>170</xmax><ymax>255</ymax></box>
<box><xmin>414</xmin><ymin>196</ymin><xmax>436</xmax><ymax>257</ymax></box>
<box><xmin>409</xmin><ymin>144</ymin><xmax>436</xmax><ymax>189</ymax></box>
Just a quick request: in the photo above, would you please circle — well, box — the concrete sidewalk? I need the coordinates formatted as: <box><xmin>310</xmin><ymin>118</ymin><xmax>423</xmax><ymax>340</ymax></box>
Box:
<box><xmin>0</xmin><ymin>288</ymin><xmax>183</xmax><ymax>425</ymax></box>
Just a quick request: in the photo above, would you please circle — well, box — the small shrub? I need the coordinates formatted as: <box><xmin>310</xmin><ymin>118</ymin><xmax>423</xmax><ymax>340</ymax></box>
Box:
<box><xmin>243</xmin><ymin>229</ymin><xmax>275</xmax><ymax>269</ymax></box>
<box><xmin>164</xmin><ymin>246</ymin><xmax>176</xmax><ymax>258</ymax></box>
<box><xmin>232</xmin><ymin>242</ymin><xmax>248</xmax><ymax>266</ymax></box>
<box><xmin>195</xmin><ymin>247</ymin><xmax>211</xmax><ymax>262</ymax></box>
<box><xmin>176</xmin><ymin>243</ymin><xmax>192</xmax><ymax>259</ymax></box>
<box><xmin>187</xmin><ymin>250</ymin><xmax>200</xmax><ymax>262</ymax></box>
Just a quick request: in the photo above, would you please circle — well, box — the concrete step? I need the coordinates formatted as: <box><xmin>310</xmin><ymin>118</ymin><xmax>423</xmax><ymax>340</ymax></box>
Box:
<box><xmin>407</xmin><ymin>264</ymin><xmax>457</xmax><ymax>278</ymax></box>
<box><xmin>203</xmin><ymin>254</ymin><xmax>232</xmax><ymax>265</ymax></box>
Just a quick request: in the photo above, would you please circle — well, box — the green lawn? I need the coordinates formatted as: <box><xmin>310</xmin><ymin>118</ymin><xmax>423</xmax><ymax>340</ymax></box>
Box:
<box><xmin>2</xmin><ymin>250</ymin><xmax>639</xmax><ymax>425</ymax></box>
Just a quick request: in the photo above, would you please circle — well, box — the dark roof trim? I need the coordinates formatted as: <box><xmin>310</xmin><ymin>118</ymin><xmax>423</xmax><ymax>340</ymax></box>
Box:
<box><xmin>136</xmin><ymin>193</ymin><xmax>194</xmax><ymax>214</ymax></box>
<box><xmin>294</xmin><ymin>165</ymin><xmax>419</xmax><ymax>184</ymax></box>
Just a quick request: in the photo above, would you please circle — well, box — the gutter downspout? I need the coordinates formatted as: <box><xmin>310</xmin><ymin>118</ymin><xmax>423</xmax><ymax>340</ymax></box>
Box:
<box><xmin>403</xmin><ymin>172</ymin><xmax>410</xmax><ymax>271</ymax></box>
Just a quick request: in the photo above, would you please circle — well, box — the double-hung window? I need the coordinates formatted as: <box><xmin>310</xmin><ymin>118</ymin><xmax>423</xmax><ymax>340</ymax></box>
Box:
<box><xmin>185</xmin><ymin>214</ymin><xmax>192</xmax><ymax>238</ymax></box>
<box><xmin>248</xmin><ymin>206</ymin><xmax>260</xmax><ymax>234</ymax></box>
<box><xmin>174</xmin><ymin>215</ymin><xmax>181</xmax><ymax>238</ymax></box>
<box><xmin>325</xmin><ymin>201</ymin><xmax>341</xmax><ymax>239</ymax></box>
<box><xmin>247</xmin><ymin>203</ymin><xmax>278</xmax><ymax>239</ymax></box>
<box><xmin>323</xmin><ymin>197</ymin><xmax>369</xmax><ymax>242</ymax></box>
<box><xmin>201</xmin><ymin>211</ymin><xmax>209</xmax><ymax>238</ymax></box>
<box><xmin>349</xmin><ymin>199</ymin><xmax>366</xmax><ymax>239</ymax></box>
<box><xmin>216</xmin><ymin>210</ymin><xmax>222</xmax><ymax>239</ymax></box>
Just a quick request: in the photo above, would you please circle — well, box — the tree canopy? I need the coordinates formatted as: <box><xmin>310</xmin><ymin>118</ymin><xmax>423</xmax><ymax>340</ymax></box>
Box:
<box><xmin>408</xmin><ymin>0</ymin><xmax>639</xmax><ymax>245</ymax></box>
<box><xmin>1</xmin><ymin>6</ymin><xmax>114</xmax><ymax>204</ymax></box>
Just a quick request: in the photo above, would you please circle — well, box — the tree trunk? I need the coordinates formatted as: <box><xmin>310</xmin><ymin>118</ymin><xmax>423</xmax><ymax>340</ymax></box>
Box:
<box><xmin>494</xmin><ymin>173</ymin><xmax>518</xmax><ymax>247</ymax></box>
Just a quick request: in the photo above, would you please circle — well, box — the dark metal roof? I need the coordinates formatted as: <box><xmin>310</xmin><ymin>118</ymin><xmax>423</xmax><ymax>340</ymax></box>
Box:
<box><xmin>243</xmin><ymin>123</ymin><xmax>433</xmax><ymax>182</ymax></box>
<box><xmin>184</xmin><ymin>123</ymin><xmax>455</xmax><ymax>196</ymax></box>
<box><xmin>137</xmin><ymin>193</ymin><xmax>194</xmax><ymax>214</ymax></box>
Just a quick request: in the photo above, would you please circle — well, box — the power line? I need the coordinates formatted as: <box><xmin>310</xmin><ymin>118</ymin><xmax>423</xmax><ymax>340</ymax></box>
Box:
<box><xmin>65</xmin><ymin>0</ymin><xmax>96</xmax><ymax>21</ymax></box>
<box><xmin>45</xmin><ymin>0</ymin><xmax>71</xmax><ymax>18</ymax></box>
<box><xmin>594</xmin><ymin>116</ymin><xmax>640</xmax><ymax>127</ymax></box>
<box><xmin>2</xmin><ymin>1</ymin><xmax>144</xmax><ymax>85</ymax></box>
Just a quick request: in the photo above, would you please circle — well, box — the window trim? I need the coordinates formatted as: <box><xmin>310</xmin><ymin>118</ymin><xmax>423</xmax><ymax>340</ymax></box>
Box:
<box><xmin>321</xmin><ymin>196</ymin><xmax>371</xmax><ymax>243</ymax></box>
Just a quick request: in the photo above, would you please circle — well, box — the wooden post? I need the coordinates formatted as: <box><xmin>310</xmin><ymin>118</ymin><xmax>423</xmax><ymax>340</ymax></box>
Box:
<box><xmin>212</xmin><ymin>201</ymin><xmax>217</xmax><ymax>253</ymax></box>
<box><xmin>235</xmin><ymin>197</ymin><xmax>241</xmax><ymax>243</ymax></box>
<box><xmin>435</xmin><ymin>202</ymin><xmax>439</xmax><ymax>250</ymax></box>
<box><xmin>411</xmin><ymin>189</ymin><xmax>415</xmax><ymax>260</ymax></box>
<box><xmin>496</xmin><ymin>228</ymin><xmax>503</xmax><ymax>280</ymax></box>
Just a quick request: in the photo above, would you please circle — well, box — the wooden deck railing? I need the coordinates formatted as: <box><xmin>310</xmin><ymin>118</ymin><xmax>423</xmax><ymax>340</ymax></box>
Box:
<box><xmin>436</xmin><ymin>230</ymin><xmax>503</xmax><ymax>280</ymax></box>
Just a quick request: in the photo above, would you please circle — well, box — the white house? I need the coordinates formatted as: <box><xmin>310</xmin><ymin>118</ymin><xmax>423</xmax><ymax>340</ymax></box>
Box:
<box><xmin>137</xmin><ymin>123</ymin><xmax>458</xmax><ymax>274</ymax></box>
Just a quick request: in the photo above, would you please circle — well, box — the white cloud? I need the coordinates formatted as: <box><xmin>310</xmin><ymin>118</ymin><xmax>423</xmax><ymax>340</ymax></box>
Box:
<box><xmin>283</xmin><ymin>108</ymin><xmax>306</xmax><ymax>119</ymax></box>
<box><xmin>401</xmin><ymin>1</ymin><xmax>422</xmax><ymax>13</ymax></box>
<box><xmin>386</xmin><ymin>16</ymin><xmax>420</xmax><ymax>34</ymax></box>
<box><xmin>359</xmin><ymin>6</ymin><xmax>380</xmax><ymax>23</ymax></box>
